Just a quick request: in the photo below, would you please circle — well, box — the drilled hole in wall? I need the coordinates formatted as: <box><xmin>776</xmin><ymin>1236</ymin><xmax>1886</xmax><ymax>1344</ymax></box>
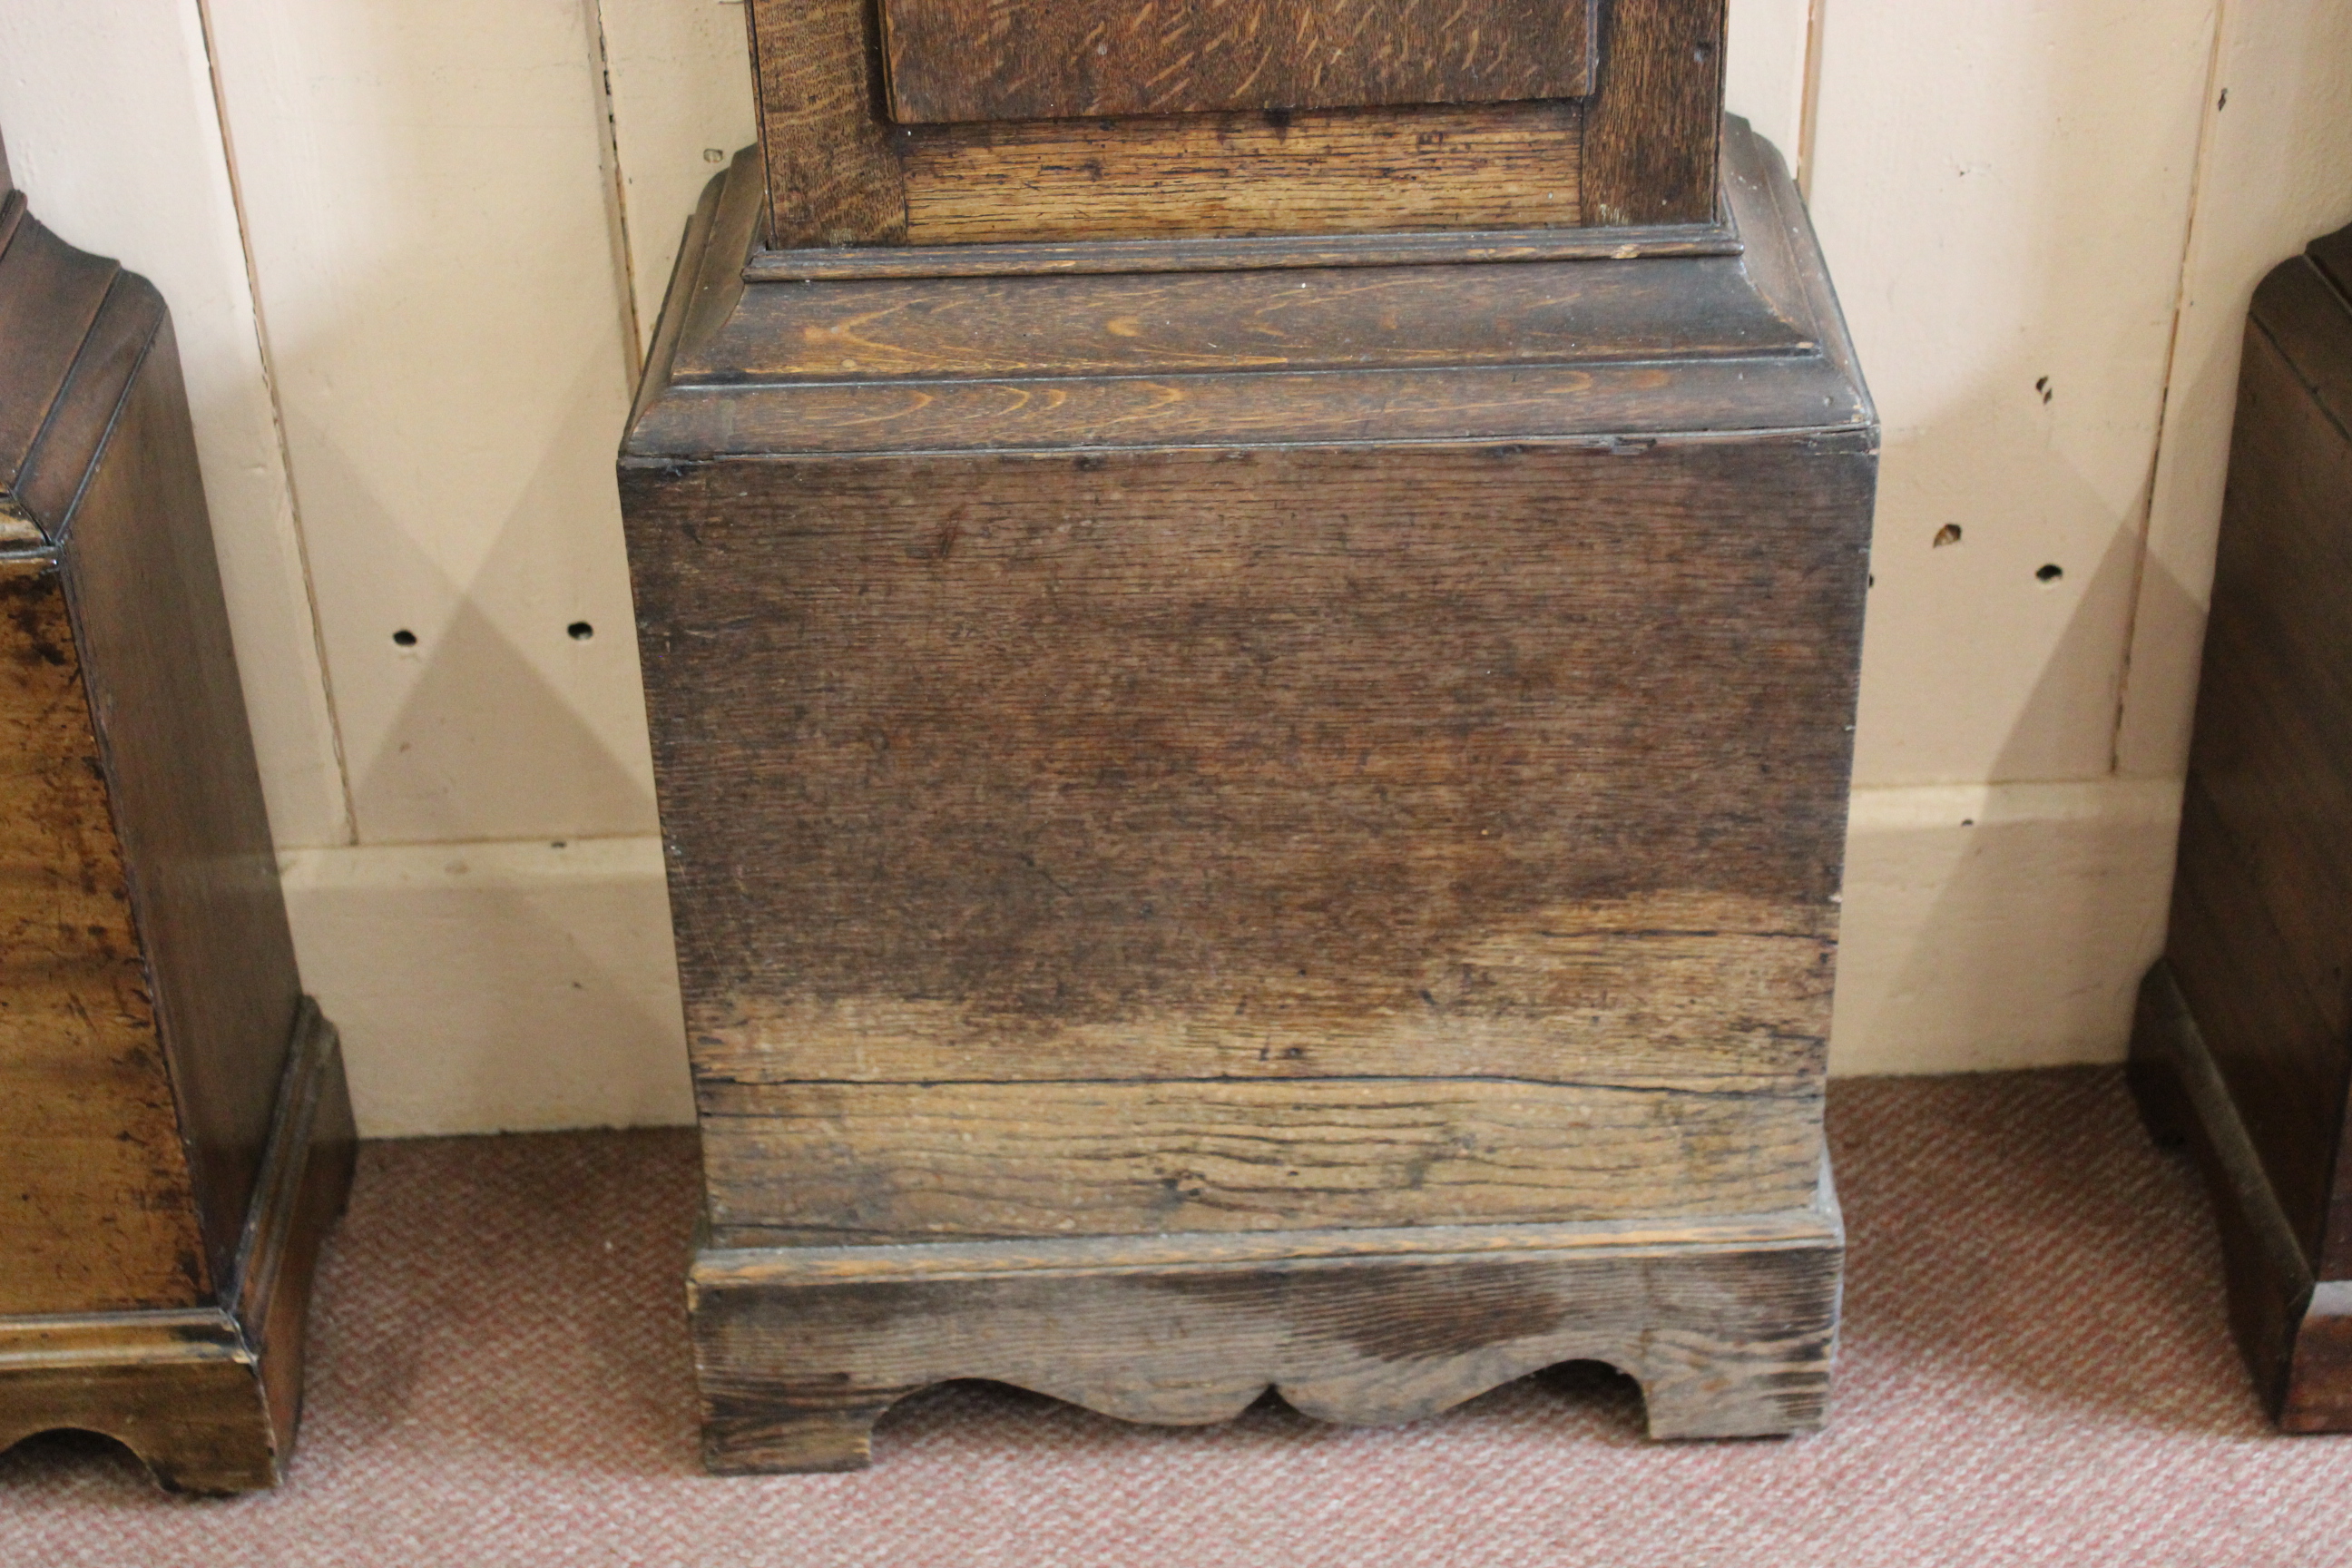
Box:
<box><xmin>567</xmin><ymin>622</ymin><xmax>594</xmax><ymax>641</ymax></box>
<box><xmin>1933</xmin><ymin>524</ymin><xmax>1963</xmax><ymax>548</ymax></box>
<box><xmin>2036</xmin><ymin>564</ymin><xmax>2063</xmax><ymax>584</ymax></box>
<box><xmin>391</xmin><ymin>629</ymin><xmax>417</xmax><ymax>647</ymax></box>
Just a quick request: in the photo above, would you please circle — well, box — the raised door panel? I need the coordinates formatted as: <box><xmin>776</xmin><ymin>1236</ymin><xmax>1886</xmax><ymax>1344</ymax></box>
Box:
<box><xmin>878</xmin><ymin>0</ymin><xmax>1601</xmax><ymax>123</ymax></box>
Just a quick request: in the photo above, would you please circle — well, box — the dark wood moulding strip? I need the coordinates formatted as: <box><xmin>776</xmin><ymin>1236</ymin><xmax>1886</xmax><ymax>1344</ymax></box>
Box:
<box><xmin>744</xmin><ymin>218</ymin><xmax>1739</xmax><ymax>283</ymax></box>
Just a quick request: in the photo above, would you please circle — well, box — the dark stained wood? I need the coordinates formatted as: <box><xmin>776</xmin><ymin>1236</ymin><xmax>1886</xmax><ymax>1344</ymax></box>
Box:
<box><xmin>691</xmin><ymin>1178</ymin><xmax>1842</xmax><ymax>1471</ymax></box>
<box><xmin>897</xmin><ymin>100</ymin><xmax>1582</xmax><ymax>243</ymax></box>
<box><xmin>2129</xmin><ymin>964</ymin><xmax>2313</xmax><ymax>1419</ymax></box>
<box><xmin>2176</xmin><ymin>270</ymin><xmax>2352</xmax><ymax>1274</ymax></box>
<box><xmin>2313</xmin><ymin>226</ymin><xmax>2352</xmax><ymax>302</ymax></box>
<box><xmin>59</xmin><ymin>301</ymin><xmax>308</xmax><ymax>1292</ymax></box>
<box><xmin>748</xmin><ymin>218</ymin><xmax>1737</xmax><ymax>283</ymax></box>
<box><xmin>2134</xmin><ymin>221</ymin><xmax>2352</xmax><ymax>1431</ymax></box>
<box><xmin>2253</xmin><ymin>245</ymin><xmax>2352</xmax><ymax>437</ymax></box>
<box><xmin>745</xmin><ymin>0</ymin><xmax>906</xmax><ymax>248</ymax></box>
<box><xmin>741</xmin><ymin>0</ymin><xmax>1726</xmax><ymax>248</ymax></box>
<box><xmin>630</xmin><ymin>113</ymin><xmax>1867</xmax><ymax>1466</ymax></box>
<box><xmin>878</xmin><ymin>0</ymin><xmax>1599</xmax><ymax>123</ymax></box>
<box><xmin>691</xmin><ymin>248</ymin><xmax>1808</xmax><ymax>386</ymax></box>
<box><xmin>635</xmin><ymin>362</ymin><xmax>1868</xmax><ymax>461</ymax></box>
<box><xmin>0</xmin><ymin>216</ymin><xmax>118</xmax><ymax>514</ymax></box>
<box><xmin>665</xmin><ymin>122</ymin><xmax>1812</xmax><ymax>460</ymax></box>
<box><xmin>0</xmin><ymin>181</ymin><xmax>352</xmax><ymax>1489</ymax></box>
<box><xmin>0</xmin><ymin>558</ymin><xmax>210</xmax><ymax>1314</ymax></box>
<box><xmin>1582</xmin><ymin>0</ymin><xmax>1724</xmax><ymax>226</ymax></box>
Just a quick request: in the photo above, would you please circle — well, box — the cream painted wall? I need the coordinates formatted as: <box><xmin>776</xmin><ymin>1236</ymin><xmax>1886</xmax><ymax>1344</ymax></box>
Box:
<box><xmin>2</xmin><ymin>2</ymin><xmax>2347</xmax><ymax>1133</ymax></box>
<box><xmin>0</xmin><ymin>2</ymin><xmax>348</xmax><ymax>848</ymax></box>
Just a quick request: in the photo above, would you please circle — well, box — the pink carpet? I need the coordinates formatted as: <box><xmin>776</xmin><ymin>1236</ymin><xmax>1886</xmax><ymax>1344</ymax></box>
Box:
<box><xmin>0</xmin><ymin>1070</ymin><xmax>2341</xmax><ymax>1565</ymax></box>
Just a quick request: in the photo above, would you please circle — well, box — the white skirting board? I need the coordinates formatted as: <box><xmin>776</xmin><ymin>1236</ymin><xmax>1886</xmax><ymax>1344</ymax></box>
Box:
<box><xmin>279</xmin><ymin>838</ymin><xmax>696</xmax><ymax>1139</ymax></box>
<box><xmin>1830</xmin><ymin>779</ymin><xmax>2180</xmax><ymax>1076</ymax></box>
<box><xmin>283</xmin><ymin>778</ymin><xmax>2184</xmax><ymax>1139</ymax></box>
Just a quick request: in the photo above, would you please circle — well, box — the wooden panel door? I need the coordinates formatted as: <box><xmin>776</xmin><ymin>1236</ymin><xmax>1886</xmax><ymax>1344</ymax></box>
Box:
<box><xmin>877</xmin><ymin>0</ymin><xmax>1600</xmax><ymax>122</ymax></box>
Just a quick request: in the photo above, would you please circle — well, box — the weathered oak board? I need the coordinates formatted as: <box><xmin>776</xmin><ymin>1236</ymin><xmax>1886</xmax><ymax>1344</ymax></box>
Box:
<box><xmin>627</xmin><ymin>436</ymin><xmax>1869</xmax><ymax>1241</ymax></box>
<box><xmin>691</xmin><ymin>1181</ymin><xmax>1843</xmax><ymax>1471</ymax></box>
<box><xmin>877</xmin><ymin>0</ymin><xmax>1599</xmax><ymax>123</ymax></box>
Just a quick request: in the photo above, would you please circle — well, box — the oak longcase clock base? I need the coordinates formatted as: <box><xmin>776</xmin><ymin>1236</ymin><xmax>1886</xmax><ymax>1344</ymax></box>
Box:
<box><xmin>625</xmin><ymin>98</ymin><xmax>1875</xmax><ymax>1468</ymax></box>
<box><xmin>691</xmin><ymin>1171</ymin><xmax>1843</xmax><ymax>1473</ymax></box>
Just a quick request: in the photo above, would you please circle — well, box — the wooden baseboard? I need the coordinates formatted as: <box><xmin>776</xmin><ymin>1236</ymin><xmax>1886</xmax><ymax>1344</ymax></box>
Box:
<box><xmin>0</xmin><ymin>1000</ymin><xmax>356</xmax><ymax>1492</ymax></box>
<box><xmin>2126</xmin><ymin>961</ymin><xmax>2352</xmax><ymax>1429</ymax></box>
<box><xmin>689</xmin><ymin>1166</ymin><xmax>1845</xmax><ymax>1473</ymax></box>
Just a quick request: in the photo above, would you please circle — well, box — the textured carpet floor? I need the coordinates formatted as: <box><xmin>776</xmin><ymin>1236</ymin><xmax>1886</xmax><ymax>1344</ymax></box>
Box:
<box><xmin>0</xmin><ymin>1069</ymin><xmax>2344</xmax><ymax>1565</ymax></box>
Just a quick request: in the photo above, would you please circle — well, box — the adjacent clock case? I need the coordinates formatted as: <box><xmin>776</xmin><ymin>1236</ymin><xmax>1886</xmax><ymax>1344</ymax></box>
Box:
<box><xmin>0</xmin><ymin>150</ymin><xmax>355</xmax><ymax>1494</ymax></box>
<box><xmin>625</xmin><ymin>0</ymin><xmax>1875</xmax><ymax>1472</ymax></box>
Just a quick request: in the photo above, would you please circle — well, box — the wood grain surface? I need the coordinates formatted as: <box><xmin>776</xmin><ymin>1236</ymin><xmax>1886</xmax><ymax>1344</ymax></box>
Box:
<box><xmin>2133</xmin><ymin>223</ymin><xmax>2352</xmax><ymax>1432</ymax></box>
<box><xmin>1581</xmin><ymin>0</ymin><xmax>1723</xmax><ymax>226</ymax></box>
<box><xmin>0</xmin><ymin>216</ymin><xmax>117</xmax><ymax>507</ymax></box>
<box><xmin>0</xmin><ymin>557</ymin><xmax>209</xmax><ymax>1315</ymax></box>
<box><xmin>648</xmin><ymin>122</ymin><xmax>1819</xmax><ymax>463</ymax></box>
<box><xmin>0</xmin><ymin>1007</ymin><xmax>355</xmax><ymax>1491</ymax></box>
<box><xmin>0</xmin><ymin>183</ymin><xmax>352</xmax><ymax>1488</ymax></box>
<box><xmin>631</xmin><ymin>437</ymin><xmax>1869</xmax><ymax>1241</ymax></box>
<box><xmin>691</xmin><ymin>1176</ymin><xmax>1843</xmax><ymax>1470</ymax></box>
<box><xmin>2131</xmin><ymin>964</ymin><xmax>2341</xmax><ymax>1429</ymax></box>
<box><xmin>743</xmin><ymin>0</ymin><xmax>1724</xmax><ymax>246</ymax></box>
<box><xmin>747</xmin><ymin>0</ymin><xmax>906</xmax><ymax>247</ymax></box>
<box><xmin>878</xmin><ymin>0</ymin><xmax>1598</xmax><ymax>123</ymax></box>
<box><xmin>687</xmin><ymin>249</ymin><xmax>1802</xmax><ymax>384</ymax></box>
<box><xmin>747</xmin><ymin>220</ymin><xmax>1736</xmax><ymax>283</ymax></box>
<box><xmin>60</xmin><ymin>304</ymin><xmax>308</xmax><ymax>1294</ymax></box>
<box><xmin>2170</xmin><ymin>296</ymin><xmax>2352</xmax><ymax>1273</ymax></box>
<box><xmin>897</xmin><ymin>100</ymin><xmax>1582</xmax><ymax>242</ymax></box>
<box><xmin>702</xmin><ymin>1076</ymin><xmax>1822</xmax><ymax>1244</ymax></box>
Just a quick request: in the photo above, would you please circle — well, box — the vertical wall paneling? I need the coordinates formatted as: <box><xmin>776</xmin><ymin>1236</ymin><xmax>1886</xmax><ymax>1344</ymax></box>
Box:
<box><xmin>0</xmin><ymin>0</ymin><xmax>349</xmax><ymax>849</ymax></box>
<box><xmin>6</xmin><ymin>1</ymin><xmax>2351</xmax><ymax>1122</ymax></box>
<box><xmin>593</xmin><ymin>0</ymin><xmax>760</xmax><ymax>365</ymax></box>
<box><xmin>1808</xmin><ymin>0</ymin><xmax>2217</xmax><ymax>789</ymax></box>
<box><xmin>2114</xmin><ymin>0</ymin><xmax>2352</xmax><ymax>781</ymax></box>
<box><xmin>1723</xmin><ymin>0</ymin><xmax>1814</xmax><ymax>172</ymax></box>
<box><xmin>202</xmin><ymin>0</ymin><xmax>660</xmax><ymax>847</ymax></box>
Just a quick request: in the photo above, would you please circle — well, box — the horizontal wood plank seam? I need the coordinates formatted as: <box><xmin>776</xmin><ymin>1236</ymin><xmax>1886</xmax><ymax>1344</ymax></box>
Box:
<box><xmin>694</xmin><ymin>1238</ymin><xmax>1839</xmax><ymax>1290</ymax></box>
<box><xmin>744</xmin><ymin>223</ymin><xmax>1740</xmax><ymax>282</ymax></box>
<box><xmin>696</xmin><ymin>1074</ymin><xmax>1816</xmax><ymax>1096</ymax></box>
<box><xmin>2256</xmin><ymin>307</ymin><xmax>2352</xmax><ymax>449</ymax></box>
<box><xmin>621</xmin><ymin>421</ymin><xmax>1875</xmax><ymax>467</ymax></box>
<box><xmin>694</xmin><ymin>1215</ymin><xmax>1839</xmax><ymax>1281</ymax></box>
<box><xmin>665</xmin><ymin>344</ymin><xmax>1828</xmax><ymax>393</ymax></box>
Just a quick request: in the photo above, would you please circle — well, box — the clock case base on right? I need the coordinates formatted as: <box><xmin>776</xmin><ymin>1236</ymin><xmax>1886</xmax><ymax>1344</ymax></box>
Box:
<box><xmin>2130</xmin><ymin>222</ymin><xmax>2352</xmax><ymax>1430</ymax></box>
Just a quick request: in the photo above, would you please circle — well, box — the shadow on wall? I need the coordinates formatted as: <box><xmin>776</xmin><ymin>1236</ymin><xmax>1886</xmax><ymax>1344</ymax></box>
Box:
<box><xmin>1832</xmin><ymin>469</ymin><xmax>2196</xmax><ymax>1076</ymax></box>
<box><xmin>276</xmin><ymin>397</ymin><xmax>658</xmax><ymax>846</ymax></box>
<box><xmin>280</xmin><ymin>837</ymin><xmax>694</xmax><ymax>1137</ymax></box>
<box><xmin>1824</xmin><ymin>0</ymin><xmax>2217</xmax><ymax>1074</ymax></box>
